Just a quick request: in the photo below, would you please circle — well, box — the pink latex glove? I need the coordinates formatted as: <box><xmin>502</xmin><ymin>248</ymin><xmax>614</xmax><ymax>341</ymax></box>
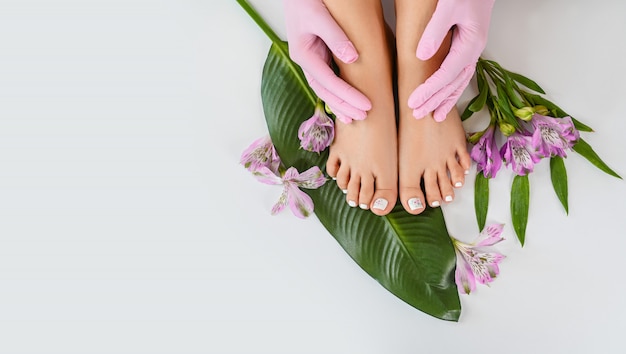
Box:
<box><xmin>283</xmin><ymin>0</ymin><xmax>372</xmax><ymax>124</ymax></box>
<box><xmin>409</xmin><ymin>0</ymin><xmax>495</xmax><ymax>122</ymax></box>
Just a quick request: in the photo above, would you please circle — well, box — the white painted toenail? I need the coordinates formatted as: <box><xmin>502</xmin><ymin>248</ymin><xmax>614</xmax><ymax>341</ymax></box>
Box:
<box><xmin>342</xmin><ymin>189</ymin><xmax>348</xmax><ymax>194</ymax></box>
<box><xmin>348</xmin><ymin>200</ymin><xmax>357</xmax><ymax>207</ymax></box>
<box><xmin>373</xmin><ymin>198</ymin><xmax>388</xmax><ymax>210</ymax></box>
<box><xmin>445</xmin><ymin>195</ymin><xmax>453</xmax><ymax>202</ymax></box>
<box><xmin>359</xmin><ymin>203</ymin><xmax>369</xmax><ymax>210</ymax></box>
<box><xmin>455</xmin><ymin>182</ymin><xmax>463</xmax><ymax>188</ymax></box>
<box><xmin>431</xmin><ymin>201</ymin><xmax>441</xmax><ymax>207</ymax></box>
<box><xmin>464</xmin><ymin>170</ymin><xmax>470</xmax><ymax>175</ymax></box>
<box><xmin>332</xmin><ymin>177</ymin><xmax>337</xmax><ymax>180</ymax></box>
<box><xmin>408</xmin><ymin>198</ymin><xmax>423</xmax><ymax>211</ymax></box>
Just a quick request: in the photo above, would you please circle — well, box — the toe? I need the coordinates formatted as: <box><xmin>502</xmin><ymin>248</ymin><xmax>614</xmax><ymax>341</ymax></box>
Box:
<box><xmin>457</xmin><ymin>146</ymin><xmax>472</xmax><ymax>175</ymax></box>
<box><xmin>336</xmin><ymin>165</ymin><xmax>350</xmax><ymax>193</ymax></box>
<box><xmin>448</xmin><ymin>157</ymin><xmax>465</xmax><ymax>189</ymax></box>
<box><xmin>438</xmin><ymin>170</ymin><xmax>455</xmax><ymax>203</ymax></box>
<box><xmin>326</xmin><ymin>155</ymin><xmax>340</xmax><ymax>179</ymax></box>
<box><xmin>400</xmin><ymin>187</ymin><xmax>426</xmax><ymax>215</ymax></box>
<box><xmin>370</xmin><ymin>174</ymin><xmax>397</xmax><ymax>216</ymax></box>
<box><xmin>399</xmin><ymin>169</ymin><xmax>426</xmax><ymax>215</ymax></box>
<box><xmin>358</xmin><ymin>174</ymin><xmax>375</xmax><ymax>210</ymax></box>
<box><xmin>423</xmin><ymin>170</ymin><xmax>442</xmax><ymax>208</ymax></box>
<box><xmin>346</xmin><ymin>174</ymin><xmax>361</xmax><ymax>208</ymax></box>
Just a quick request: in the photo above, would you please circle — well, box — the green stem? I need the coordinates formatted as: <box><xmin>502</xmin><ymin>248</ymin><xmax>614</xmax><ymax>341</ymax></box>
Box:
<box><xmin>236</xmin><ymin>0</ymin><xmax>283</xmax><ymax>45</ymax></box>
<box><xmin>236</xmin><ymin>0</ymin><xmax>317</xmax><ymax>105</ymax></box>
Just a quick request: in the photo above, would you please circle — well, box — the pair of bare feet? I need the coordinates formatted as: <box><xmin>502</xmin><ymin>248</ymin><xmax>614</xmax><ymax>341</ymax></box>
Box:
<box><xmin>323</xmin><ymin>0</ymin><xmax>471</xmax><ymax>216</ymax></box>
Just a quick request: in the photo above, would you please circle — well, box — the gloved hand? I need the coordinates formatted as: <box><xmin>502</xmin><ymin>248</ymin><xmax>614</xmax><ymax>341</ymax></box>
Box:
<box><xmin>409</xmin><ymin>0</ymin><xmax>495</xmax><ymax>122</ymax></box>
<box><xmin>283</xmin><ymin>0</ymin><xmax>372</xmax><ymax>124</ymax></box>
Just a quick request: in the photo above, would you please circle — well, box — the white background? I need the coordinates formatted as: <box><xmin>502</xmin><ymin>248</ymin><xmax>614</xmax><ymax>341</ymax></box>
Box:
<box><xmin>0</xmin><ymin>0</ymin><xmax>625</xmax><ymax>353</ymax></box>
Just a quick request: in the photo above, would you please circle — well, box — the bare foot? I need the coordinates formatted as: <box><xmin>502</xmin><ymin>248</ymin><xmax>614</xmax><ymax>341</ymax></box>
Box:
<box><xmin>395</xmin><ymin>0</ymin><xmax>471</xmax><ymax>215</ymax></box>
<box><xmin>323</xmin><ymin>0</ymin><xmax>397</xmax><ymax>216</ymax></box>
<box><xmin>327</xmin><ymin>100</ymin><xmax>397</xmax><ymax>216</ymax></box>
<box><xmin>398</xmin><ymin>108</ymin><xmax>471</xmax><ymax>214</ymax></box>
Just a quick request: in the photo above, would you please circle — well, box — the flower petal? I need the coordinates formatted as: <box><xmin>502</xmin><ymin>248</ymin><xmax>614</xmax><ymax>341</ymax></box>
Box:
<box><xmin>286</xmin><ymin>183</ymin><xmax>314</xmax><ymax>219</ymax></box>
<box><xmin>240</xmin><ymin>135</ymin><xmax>281</xmax><ymax>174</ymax></box>
<box><xmin>293</xmin><ymin>166</ymin><xmax>327</xmax><ymax>189</ymax></box>
<box><xmin>252</xmin><ymin>166</ymin><xmax>282</xmax><ymax>185</ymax></box>
<box><xmin>297</xmin><ymin>106</ymin><xmax>335</xmax><ymax>153</ymax></box>
<box><xmin>475</xmin><ymin>223</ymin><xmax>505</xmax><ymax>247</ymax></box>
<box><xmin>454</xmin><ymin>248</ymin><xmax>476</xmax><ymax>295</ymax></box>
<box><xmin>271</xmin><ymin>187</ymin><xmax>288</xmax><ymax>215</ymax></box>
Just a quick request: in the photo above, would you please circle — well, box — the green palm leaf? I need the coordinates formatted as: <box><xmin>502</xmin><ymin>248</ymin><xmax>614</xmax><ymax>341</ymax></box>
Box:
<box><xmin>260</xmin><ymin>42</ymin><xmax>460</xmax><ymax>321</ymax></box>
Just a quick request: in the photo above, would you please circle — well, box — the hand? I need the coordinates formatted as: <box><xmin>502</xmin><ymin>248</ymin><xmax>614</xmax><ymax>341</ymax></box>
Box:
<box><xmin>409</xmin><ymin>0</ymin><xmax>495</xmax><ymax>122</ymax></box>
<box><xmin>283</xmin><ymin>0</ymin><xmax>371</xmax><ymax>123</ymax></box>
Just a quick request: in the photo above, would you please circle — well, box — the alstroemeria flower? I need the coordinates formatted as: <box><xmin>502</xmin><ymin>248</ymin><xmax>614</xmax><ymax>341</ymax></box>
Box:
<box><xmin>470</xmin><ymin>124</ymin><xmax>502</xmax><ymax>178</ymax></box>
<box><xmin>500</xmin><ymin>132</ymin><xmax>541</xmax><ymax>176</ymax></box>
<box><xmin>240</xmin><ymin>136</ymin><xmax>281</xmax><ymax>174</ymax></box>
<box><xmin>530</xmin><ymin>113</ymin><xmax>580</xmax><ymax>158</ymax></box>
<box><xmin>252</xmin><ymin>165</ymin><xmax>327</xmax><ymax>219</ymax></box>
<box><xmin>298</xmin><ymin>104</ymin><xmax>335</xmax><ymax>153</ymax></box>
<box><xmin>452</xmin><ymin>224</ymin><xmax>506</xmax><ymax>295</ymax></box>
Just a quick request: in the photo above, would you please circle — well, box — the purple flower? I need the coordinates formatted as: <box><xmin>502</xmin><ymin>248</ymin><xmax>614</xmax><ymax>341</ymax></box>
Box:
<box><xmin>452</xmin><ymin>224</ymin><xmax>506</xmax><ymax>295</ymax></box>
<box><xmin>252</xmin><ymin>165</ymin><xmax>327</xmax><ymax>219</ymax></box>
<box><xmin>470</xmin><ymin>124</ymin><xmax>503</xmax><ymax>178</ymax></box>
<box><xmin>530</xmin><ymin>114</ymin><xmax>580</xmax><ymax>158</ymax></box>
<box><xmin>240</xmin><ymin>136</ymin><xmax>281</xmax><ymax>174</ymax></box>
<box><xmin>298</xmin><ymin>104</ymin><xmax>334</xmax><ymax>153</ymax></box>
<box><xmin>500</xmin><ymin>132</ymin><xmax>541</xmax><ymax>176</ymax></box>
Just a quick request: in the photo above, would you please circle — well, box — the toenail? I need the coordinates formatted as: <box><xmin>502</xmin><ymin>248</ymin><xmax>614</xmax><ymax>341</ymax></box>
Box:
<box><xmin>408</xmin><ymin>198</ymin><xmax>423</xmax><ymax>211</ymax></box>
<box><xmin>464</xmin><ymin>170</ymin><xmax>470</xmax><ymax>175</ymax></box>
<box><xmin>372</xmin><ymin>198</ymin><xmax>388</xmax><ymax>210</ymax></box>
<box><xmin>431</xmin><ymin>201</ymin><xmax>441</xmax><ymax>207</ymax></box>
<box><xmin>342</xmin><ymin>189</ymin><xmax>348</xmax><ymax>194</ymax></box>
<box><xmin>359</xmin><ymin>203</ymin><xmax>369</xmax><ymax>210</ymax></box>
<box><xmin>332</xmin><ymin>177</ymin><xmax>337</xmax><ymax>180</ymax></box>
<box><xmin>348</xmin><ymin>200</ymin><xmax>357</xmax><ymax>207</ymax></box>
<box><xmin>445</xmin><ymin>195</ymin><xmax>453</xmax><ymax>202</ymax></box>
<box><xmin>455</xmin><ymin>182</ymin><xmax>463</xmax><ymax>188</ymax></box>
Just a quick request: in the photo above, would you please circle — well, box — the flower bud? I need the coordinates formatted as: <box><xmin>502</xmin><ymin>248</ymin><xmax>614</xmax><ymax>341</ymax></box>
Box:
<box><xmin>514</xmin><ymin>107</ymin><xmax>535</xmax><ymax>121</ymax></box>
<box><xmin>533</xmin><ymin>105</ymin><xmax>550</xmax><ymax>116</ymax></box>
<box><xmin>324</xmin><ymin>102</ymin><xmax>334</xmax><ymax>116</ymax></box>
<box><xmin>499</xmin><ymin>122</ymin><xmax>516</xmax><ymax>136</ymax></box>
<box><xmin>467</xmin><ymin>130</ymin><xmax>486</xmax><ymax>144</ymax></box>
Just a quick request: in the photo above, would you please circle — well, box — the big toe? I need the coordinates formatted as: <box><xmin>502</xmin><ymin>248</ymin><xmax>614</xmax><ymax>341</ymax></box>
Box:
<box><xmin>369</xmin><ymin>174</ymin><xmax>397</xmax><ymax>216</ymax></box>
<box><xmin>399</xmin><ymin>170</ymin><xmax>427</xmax><ymax>215</ymax></box>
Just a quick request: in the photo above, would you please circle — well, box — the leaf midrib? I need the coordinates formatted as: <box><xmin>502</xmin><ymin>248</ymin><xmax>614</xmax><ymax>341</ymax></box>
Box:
<box><xmin>384</xmin><ymin>210</ymin><xmax>445</xmax><ymax>296</ymax></box>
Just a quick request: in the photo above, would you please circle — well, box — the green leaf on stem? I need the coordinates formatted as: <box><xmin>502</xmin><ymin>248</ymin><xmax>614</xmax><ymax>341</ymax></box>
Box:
<box><xmin>503</xmin><ymin>73</ymin><xmax>525</xmax><ymax>109</ymax></box>
<box><xmin>572</xmin><ymin>138</ymin><xmax>622</xmax><ymax>179</ymax></box>
<box><xmin>474</xmin><ymin>173</ymin><xmax>489</xmax><ymax>231</ymax></box>
<box><xmin>261</xmin><ymin>42</ymin><xmax>461</xmax><ymax>321</ymax></box>
<box><xmin>550</xmin><ymin>157</ymin><xmax>569</xmax><ymax>214</ymax></box>
<box><xmin>461</xmin><ymin>93</ymin><xmax>480</xmax><ymax>121</ymax></box>
<box><xmin>496</xmin><ymin>83</ymin><xmax>520</xmax><ymax>129</ymax></box>
<box><xmin>571</xmin><ymin>118</ymin><xmax>595</xmax><ymax>133</ymax></box>
<box><xmin>470</xmin><ymin>73</ymin><xmax>489</xmax><ymax>112</ymax></box>
<box><xmin>511</xmin><ymin>175</ymin><xmax>530</xmax><ymax>246</ymax></box>
<box><xmin>506</xmin><ymin>70</ymin><xmax>546</xmax><ymax>94</ymax></box>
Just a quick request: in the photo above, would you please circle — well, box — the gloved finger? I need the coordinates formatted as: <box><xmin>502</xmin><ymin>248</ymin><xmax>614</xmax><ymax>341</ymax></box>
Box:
<box><xmin>310</xmin><ymin>11</ymin><xmax>359</xmax><ymax>64</ymax></box>
<box><xmin>432</xmin><ymin>67</ymin><xmax>475</xmax><ymax>122</ymax></box>
<box><xmin>305</xmin><ymin>72</ymin><xmax>368</xmax><ymax>120</ymax></box>
<box><xmin>332</xmin><ymin>109</ymin><xmax>354</xmax><ymax>124</ymax></box>
<box><xmin>410</xmin><ymin>77</ymin><xmax>460</xmax><ymax>119</ymax></box>
<box><xmin>410</xmin><ymin>29</ymin><xmax>476</xmax><ymax>109</ymax></box>
<box><xmin>299</xmin><ymin>53</ymin><xmax>372</xmax><ymax>112</ymax></box>
<box><xmin>432</xmin><ymin>65</ymin><xmax>475</xmax><ymax>121</ymax></box>
<box><xmin>432</xmin><ymin>99</ymin><xmax>455</xmax><ymax>123</ymax></box>
<box><xmin>411</xmin><ymin>64</ymin><xmax>475</xmax><ymax>119</ymax></box>
<box><xmin>408</xmin><ymin>64</ymin><xmax>476</xmax><ymax>117</ymax></box>
<box><xmin>416</xmin><ymin>1</ymin><xmax>455</xmax><ymax>61</ymax></box>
